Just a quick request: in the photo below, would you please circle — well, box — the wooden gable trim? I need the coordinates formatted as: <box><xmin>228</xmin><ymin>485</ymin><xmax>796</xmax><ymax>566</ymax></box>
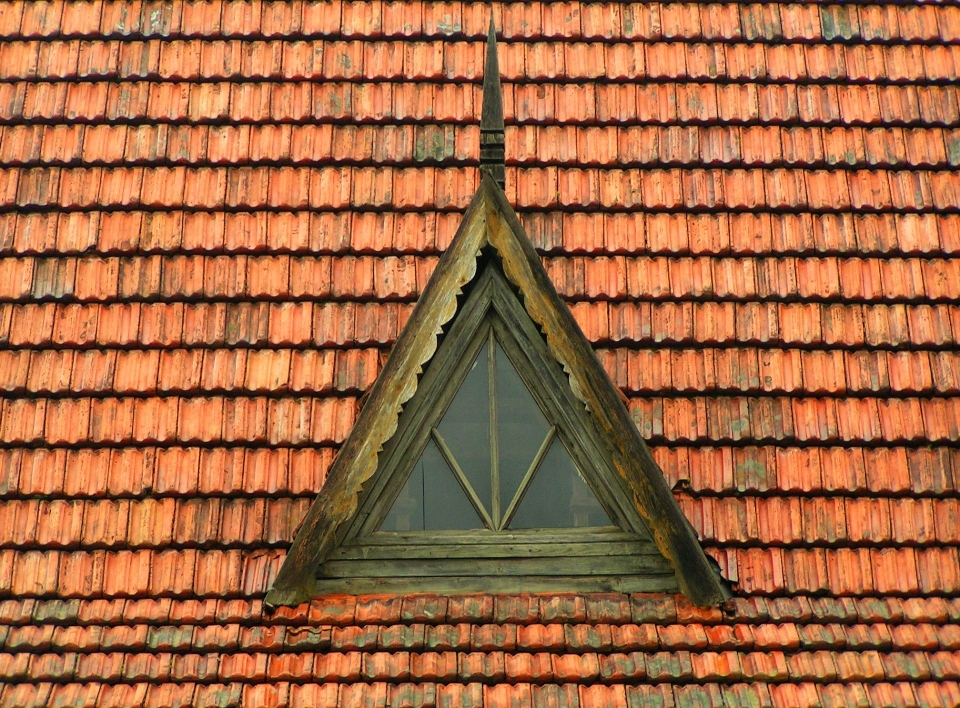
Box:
<box><xmin>265</xmin><ymin>187</ymin><xmax>491</xmax><ymax>608</ymax></box>
<box><xmin>265</xmin><ymin>177</ymin><xmax>730</xmax><ymax>608</ymax></box>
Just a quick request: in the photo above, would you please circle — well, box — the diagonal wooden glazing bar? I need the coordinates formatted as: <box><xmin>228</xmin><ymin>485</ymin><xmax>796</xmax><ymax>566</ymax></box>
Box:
<box><xmin>500</xmin><ymin>425</ymin><xmax>556</xmax><ymax>530</ymax></box>
<box><xmin>431</xmin><ymin>427</ymin><xmax>496</xmax><ymax>530</ymax></box>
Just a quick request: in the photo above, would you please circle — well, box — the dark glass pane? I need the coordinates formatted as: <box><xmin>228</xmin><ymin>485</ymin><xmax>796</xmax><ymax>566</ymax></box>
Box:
<box><xmin>379</xmin><ymin>453</ymin><xmax>424</xmax><ymax>532</ymax></box>
<box><xmin>380</xmin><ymin>439</ymin><xmax>484</xmax><ymax>531</ymax></box>
<box><xmin>509</xmin><ymin>438</ymin><xmax>613</xmax><ymax>529</ymax></box>
<box><xmin>422</xmin><ymin>439</ymin><xmax>484</xmax><ymax>530</ymax></box>
<box><xmin>495</xmin><ymin>343</ymin><xmax>550</xmax><ymax>507</ymax></box>
<box><xmin>437</xmin><ymin>342</ymin><xmax>492</xmax><ymax>513</ymax></box>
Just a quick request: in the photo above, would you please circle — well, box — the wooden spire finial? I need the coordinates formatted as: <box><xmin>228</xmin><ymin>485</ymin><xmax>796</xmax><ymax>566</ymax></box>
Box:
<box><xmin>480</xmin><ymin>15</ymin><xmax>505</xmax><ymax>189</ymax></box>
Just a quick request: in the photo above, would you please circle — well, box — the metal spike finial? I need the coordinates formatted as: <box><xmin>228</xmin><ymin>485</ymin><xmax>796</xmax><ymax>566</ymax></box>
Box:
<box><xmin>480</xmin><ymin>15</ymin><xmax>506</xmax><ymax>190</ymax></box>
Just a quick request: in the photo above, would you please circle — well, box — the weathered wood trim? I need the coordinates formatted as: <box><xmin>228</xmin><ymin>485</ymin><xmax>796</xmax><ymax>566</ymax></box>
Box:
<box><xmin>352</xmin><ymin>527</ymin><xmax>639</xmax><ymax>546</ymax></box>
<box><xmin>348</xmin><ymin>280</ymin><xmax>497</xmax><ymax>540</ymax></box>
<box><xmin>315</xmin><ymin>575</ymin><xmax>677</xmax><ymax>595</ymax></box>
<box><xmin>264</xmin><ymin>189</ymin><xmax>490</xmax><ymax>608</ymax></box>
<box><xmin>320</xmin><ymin>555</ymin><xmax>672</xmax><ymax>578</ymax></box>
<box><xmin>332</xmin><ymin>541</ymin><xmax>662</xmax><ymax>560</ymax></box>
<box><xmin>479</xmin><ymin>177</ymin><xmax>731</xmax><ymax>605</ymax></box>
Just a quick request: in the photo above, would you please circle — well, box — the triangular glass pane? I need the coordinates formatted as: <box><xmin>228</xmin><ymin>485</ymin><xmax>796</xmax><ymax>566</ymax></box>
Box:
<box><xmin>495</xmin><ymin>342</ymin><xmax>550</xmax><ymax>506</ymax></box>
<box><xmin>509</xmin><ymin>438</ymin><xmax>613</xmax><ymax>529</ymax></box>
<box><xmin>380</xmin><ymin>439</ymin><xmax>484</xmax><ymax>531</ymax></box>
<box><xmin>436</xmin><ymin>342</ymin><xmax>492</xmax><ymax>514</ymax></box>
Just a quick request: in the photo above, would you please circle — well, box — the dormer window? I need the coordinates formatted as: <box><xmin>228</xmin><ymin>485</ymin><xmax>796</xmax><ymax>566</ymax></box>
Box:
<box><xmin>264</xmin><ymin>20</ymin><xmax>729</xmax><ymax>608</ymax></box>
<box><xmin>310</xmin><ymin>261</ymin><xmax>682</xmax><ymax>595</ymax></box>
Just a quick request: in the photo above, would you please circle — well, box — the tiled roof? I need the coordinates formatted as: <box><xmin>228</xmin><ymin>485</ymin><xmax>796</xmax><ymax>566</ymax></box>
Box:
<box><xmin>1</xmin><ymin>1</ymin><xmax>959</xmax><ymax>706</ymax></box>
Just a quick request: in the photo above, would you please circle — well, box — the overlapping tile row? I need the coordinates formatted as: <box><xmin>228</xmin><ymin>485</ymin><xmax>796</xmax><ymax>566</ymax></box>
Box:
<box><xmin>4</xmin><ymin>125</ymin><xmax>960</xmax><ymax>172</ymax></box>
<box><xmin>1</xmin><ymin>593</ymin><xmax>960</xmax><ymax>707</ymax></box>
<box><xmin>3</xmin><ymin>165</ymin><xmax>960</xmax><ymax>214</ymax></box>
<box><xmin>4</xmin><ymin>254</ymin><xmax>960</xmax><ymax>303</ymax></box>
<box><xmin>3</xmin><ymin>82</ymin><xmax>960</xmax><ymax>130</ymax></box>
<box><xmin>0</xmin><ymin>1</ymin><xmax>959</xmax><ymax>44</ymax></box>
<box><xmin>1</xmin><ymin>0</ymin><xmax>958</xmax><ymax>706</ymax></box>
<box><xmin>4</xmin><ymin>39</ymin><xmax>960</xmax><ymax>83</ymax></box>
<box><xmin>4</xmin><ymin>211</ymin><xmax>960</xmax><ymax>256</ymax></box>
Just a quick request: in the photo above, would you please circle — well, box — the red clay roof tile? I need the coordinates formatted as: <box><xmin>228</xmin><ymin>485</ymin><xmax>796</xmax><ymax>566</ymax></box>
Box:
<box><xmin>2</xmin><ymin>2</ymin><xmax>959</xmax><ymax>701</ymax></box>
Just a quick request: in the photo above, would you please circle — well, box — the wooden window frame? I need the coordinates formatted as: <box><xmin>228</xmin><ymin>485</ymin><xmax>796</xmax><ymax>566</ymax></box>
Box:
<box><xmin>315</xmin><ymin>261</ymin><xmax>678</xmax><ymax>594</ymax></box>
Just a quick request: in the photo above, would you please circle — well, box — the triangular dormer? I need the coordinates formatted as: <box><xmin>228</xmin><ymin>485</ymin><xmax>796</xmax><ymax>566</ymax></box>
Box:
<box><xmin>265</xmin><ymin>21</ymin><xmax>730</xmax><ymax>608</ymax></box>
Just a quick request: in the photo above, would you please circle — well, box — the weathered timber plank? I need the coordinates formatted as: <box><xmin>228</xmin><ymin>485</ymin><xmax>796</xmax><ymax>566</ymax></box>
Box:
<box><xmin>351</xmin><ymin>527</ymin><xmax>637</xmax><ymax>546</ymax></box>
<box><xmin>315</xmin><ymin>574</ymin><xmax>678</xmax><ymax>595</ymax></box>
<box><xmin>348</xmin><ymin>277</ymin><xmax>496</xmax><ymax>539</ymax></box>
<box><xmin>330</xmin><ymin>540</ymin><xmax>662</xmax><ymax>561</ymax></box>
<box><xmin>319</xmin><ymin>554</ymin><xmax>673</xmax><ymax>579</ymax></box>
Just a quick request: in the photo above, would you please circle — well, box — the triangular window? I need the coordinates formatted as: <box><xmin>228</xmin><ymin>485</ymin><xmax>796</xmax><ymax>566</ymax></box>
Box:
<box><xmin>380</xmin><ymin>336</ymin><xmax>612</xmax><ymax>532</ymax></box>
<box><xmin>266</xmin><ymin>180</ymin><xmax>730</xmax><ymax>604</ymax></box>
<box><xmin>299</xmin><ymin>261</ymin><xmax>691</xmax><ymax>595</ymax></box>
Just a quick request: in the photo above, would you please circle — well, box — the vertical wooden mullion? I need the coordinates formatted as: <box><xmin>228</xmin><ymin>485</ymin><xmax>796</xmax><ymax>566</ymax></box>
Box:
<box><xmin>489</xmin><ymin>328</ymin><xmax>500</xmax><ymax>528</ymax></box>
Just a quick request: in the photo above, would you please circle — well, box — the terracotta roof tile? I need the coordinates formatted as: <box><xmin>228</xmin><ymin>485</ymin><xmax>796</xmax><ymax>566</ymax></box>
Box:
<box><xmin>2</xmin><ymin>1</ymin><xmax>959</xmax><ymax>701</ymax></box>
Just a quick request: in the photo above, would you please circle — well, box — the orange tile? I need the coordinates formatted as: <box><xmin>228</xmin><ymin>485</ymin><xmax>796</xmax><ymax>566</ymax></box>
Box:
<box><xmin>0</xmin><ymin>125</ymin><xmax>41</xmax><ymax>165</ymax></box>
<box><xmin>43</xmin><ymin>398</ymin><xmax>91</xmax><ymax>445</ymax></box>
<box><xmin>842</xmin><ymin>45</ymin><xmax>884</xmax><ymax>83</ymax></box>
<box><xmin>381</xmin><ymin>2</ymin><xmax>420</xmax><ymax>38</ymax></box>
<box><xmin>97</xmin><ymin>166</ymin><xmax>143</xmax><ymax>208</ymax></box>
<box><xmin>700</xmin><ymin>4</ymin><xmax>741</xmax><ymax>40</ymax></box>
<box><xmin>96</xmin><ymin>212</ymin><xmax>142</xmax><ymax>253</ymax></box>
<box><xmin>745</xmin><ymin>128</ymin><xmax>789</xmax><ymax>172</ymax></box>
<box><xmin>58</xmin><ymin>550</ymin><xmax>106</xmax><ymax>598</ymax></box>
<box><xmin>229</xmin><ymin>82</ymin><xmax>273</xmax><ymax>121</ymax></box>
<box><xmin>58</xmin><ymin>166</ymin><xmax>102</xmax><ymax>208</ymax></box>
<box><xmin>13</xmin><ymin>167</ymin><xmax>54</xmax><ymax>208</ymax></box>
<box><xmin>797</xmin><ymin>85</ymin><xmax>840</xmax><ymax>123</ymax></box>
<box><xmin>19</xmin><ymin>2</ymin><xmax>62</xmax><ymax>37</ymax></box>
<box><xmin>716</xmin><ymin>45</ymin><xmax>760</xmax><ymax>83</ymax></box>
<box><xmin>0</xmin><ymin>2</ymin><xmax>23</xmax><ymax>37</ymax></box>
<box><xmin>765</xmin><ymin>44</ymin><xmax>808</xmax><ymax>81</ymax></box>
<box><xmin>139</xmin><ymin>165</ymin><xmax>186</xmax><ymax>207</ymax></box>
<box><xmin>26</xmin><ymin>349</ymin><xmax>72</xmax><ymax>395</ymax></box>
<box><xmin>40</xmin><ymin>123</ymin><xmax>85</xmax><ymax>164</ymax></box>
<box><xmin>125</xmin><ymin>124</ymin><xmax>168</xmax><ymax>163</ymax></box>
<box><xmin>1</xmin><ymin>397</ymin><xmax>48</xmax><ymax>443</ymax></box>
<box><xmin>536</xmin><ymin>1</ymin><xmax>577</xmax><ymax>38</ymax></box>
<box><xmin>270</xmin><ymin>82</ymin><xmax>313</xmax><ymax>121</ymax></box>
<box><xmin>1</xmin><ymin>499</ymin><xmax>38</xmax><ymax>546</ymax></box>
<box><xmin>131</xmin><ymin>396</ymin><xmax>178</xmax><ymax>443</ymax></box>
<box><xmin>16</xmin><ymin>449</ymin><xmax>65</xmax><ymax>497</ymax></box>
<box><xmin>200</xmin><ymin>39</ymin><xmax>242</xmax><ymax>79</ymax></box>
<box><xmin>126</xmin><ymin>497</ymin><xmax>175</xmax><ymax>548</ymax></box>
<box><xmin>687</xmin><ymin>44</ymin><xmax>726</xmax><ymax>82</ymax></box>
<box><xmin>86</xmin><ymin>392</ymin><xmax>135</xmax><ymax>441</ymax></box>
<box><xmin>907</xmin><ymin>303</ymin><xmax>954</xmax><ymax>347</ymax></box>
<box><xmin>805</xmin><ymin>44</ymin><xmax>845</xmax><ymax>81</ymax></box>
<box><xmin>564</xmin><ymin>42</ymin><xmax>605</xmax><ymax>81</ymax></box>
<box><xmin>159</xmin><ymin>39</ymin><xmax>201</xmax><ymax>80</ymax></box>
<box><xmin>101</xmin><ymin>548</ymin><xmax>151</xmax><ymax>596</ymax></box>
